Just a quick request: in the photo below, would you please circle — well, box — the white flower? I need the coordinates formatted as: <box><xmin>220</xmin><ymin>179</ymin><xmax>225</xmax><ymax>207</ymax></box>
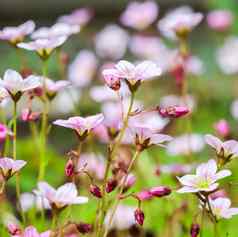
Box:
<box><xmin>177</xmin><ymin>159</ymin><xmax>231</xmax><ymax>193</ymax></box>
<box><xmin>34</xmin><ymin>182</ymin><xmax>88</xmax><ymax>209</ymax></box>
<box><xmin>208</xmin><ymin>197</ymin><xmax>238</xmax><ymax>219</ymax></box>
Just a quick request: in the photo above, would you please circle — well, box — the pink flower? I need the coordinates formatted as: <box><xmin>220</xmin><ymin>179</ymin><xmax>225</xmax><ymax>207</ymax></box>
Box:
<box><xmin>53</xmin><ymin>114</ymin><xmax>104</xmax><ymax>140</ymax></box>
<box><xmin>207</xmin><ymin>197</ymin><xmax>238</xmax><ymax>219</ymax></box>
<box><xmin>34</xmin><ymin>182</ymin><xmax>88</xmax><ymax>209</ymax></box>
<box><xmin>158</xmin><ymin>6</ymin><xmax>203</xmax><ymax>40</ymax></box>
<box><xmin>158</xmin><ymin>105</ymin><xmax>189</xmax><ymax>118</ymax></box>
<box><xmin>16</xmin><ymin>226</ymin><xmax>51</xmax><ymax>237</ymax></box>
<box><xmin>21</xmin><ymin>109</ymin><xmax>41</xmax><ymax>122</ymax></box>
<box><xmin>157</xmin><ymin>163</ymin><xmax>194</xmax><ymax>176</ymax></box>
<box><xmin>0</xmin><ymin>123</ymin><xmax>12</xmax><ymax>142</ymax></box>
<box><xmin>95</xmin><ymin>24</ymin><xmax>129</xmax><ymax>60</ymax></box>
<box><xmin>0</xmin><ymin>69</ymin><xmax>42</xmax><ymax>102</ymax></box>
<box><xmin>207</xmin><ymin>10</ymin><xmax>233</xmax><ymax>32</ymax></box>
<box><xmin>214</xmin><ymin>119</ymin><xmax>230</xmax><ymax>138</ymax></box>
<box><xmin>31</xmin><ymin>23</ymin><xmax>80</xmax><ymax>39</ymax></box>
<box><xmin>7</xmin><ymin>223</ymin><xmax>21</xmax><ymax>236</ymax></box>
<box><xmin>68</xmin><ymin>50</ymin><xmax>98</xmax><ymax>87</ymax></box>
<box><xmin>103</xmin><ymin>69</ymin><xmax>121</xmax><ymax>91</ymax></box>
<box><xmin>177</xmin><ymin>159</ymin><xmax>231</xmax><ymax>193</ymax></box>
<box><xmin>205</xmin><ymin>134</ymin><xmax>238</xmax><ymax>161</ymax></box>
<box><xmin>0</xmin><ymin>157</ymin><xmax>26</xmax><ymax>180</ymax></box>
<box><xmin>0</xmin><ymin>21</ymin><xmax>35</xmax><ymax>45</ymax></box>
<box><xmin>120</xmin><ymin>1</ymin><xmax>159</xmax><ymax>30</ymax></box>
<box><xmin>17</xmin><ymin>36</ymin><xmax>67</xmax><ymax>60</ymax></box>
<box><xmin>129</xmin><ymin>126</ymin><xmax>172</xmax><ymax>151</ymax></box>
<box><xmin>58</xmin><ymin>8</ymin><xmax>93</xmax><ymax>27</ymax></box>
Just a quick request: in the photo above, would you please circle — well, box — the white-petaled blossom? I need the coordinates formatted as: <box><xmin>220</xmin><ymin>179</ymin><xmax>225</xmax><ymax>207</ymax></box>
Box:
<box><xmin>31</xmin><ymin>23</ymin><xmax>80</xmax><ymax>39</ymax></box>
<box><xmin>0</xmin><ymin>20</ymin><xmax>35</xmax><ymax>45</ymax></box>
<box><xmin>207</xmin><ymin>197</ymin><xmax>238</xmax><ymax>220</ymax></box>
<box><xmin>205</xmin><ymin>134</ymin><xmax>238</xmax><ymax>161</ymax></box>
<box><xmin>68</xmin><ymin>50</ymin><xmax>98</xmax><ymax>87</ymax></box>
<box><xmin>158</xmin><ymin>6</ymin><xmax>203</xmax><ymax>40</ymax></box>
<box><xmin>0</xmin><ymin>69</ymin><xmax>41</xmax><ymax>101</ymax></box>
<box><xmin>95</xmin><ymin>24</ymin><xmax>129</xmax><ymax>60</ymax></box>
<box><xmin>33</xmin><ymin>182</ymin><xmax>88</xmax><ymax>209</ymax></box>
<box><xmin>177</xmin><ymin>159</ymin><xmax>231</xmax><ymax>193</ymax></box>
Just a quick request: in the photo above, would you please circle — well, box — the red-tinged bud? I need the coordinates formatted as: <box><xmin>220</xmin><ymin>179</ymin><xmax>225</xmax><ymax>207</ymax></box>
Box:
<box><xmin>21</xmin><ymin>108</ymin><xmax>41</xmax><ymax>122</ymax></box>
<box><xmin>76</xmin><ymin>222</ymin><xmax>92</xmax><ymax>234</ymax></box>
<box><xmin>135</xmin><ymin>190</ymin><xmax>153</xmax><ymax>201</ymax></box>
<box><xmin>20</xmin><ymin>68</ymin><xmax>33</xmax><ymax>78</ymax></box>
<box><xmin>7</xmin><ymin>223</ymin><xmax>21</xmax><ymax>235</ymax></box>
<box><xmin>90</xmin><ymin>184</ymin><xmax>102</xmax><ymax>198</ymax></box>
<box><xmin>65</xmin><ymin>159</ymin><xmax>74</xmax><ymax>177</ymax></box>
<box><xmin>170</xmin><ymin>63</ymin><xmax>185</xmax><ymax>87</ymax></box>
<box><xmin>103</xmin><ymin>69</ymin><xmax>121</xmax><ymax>91</ymax></box>
<box><xmin>190</xmin><ymin>223</ymin><xmax>200</xmax><ymax>237</ymax></box>
<box><xmin>33</xmin><ymin>87</ymin><xmax>43</xmax><ymax>97</ymax></box>
<box><xmin>158</xmin><ymin>106</ymin><xmax>189</xmax><ymax>118</ymax></box>
<box><xmin>123</xmin><ymin>174</ymin><xmax>136</xmax><ymax>191</ymax></box>
<box><xmin>134</xmin><ymin>208</ymin><xmax>145</xmax><ymax>226</ymax></box>
<box><xmin>106</xmin><ymin>178</ymin><xmax>118</xmax><ymax>193</ymax></box>
<box><xmin>149</xmin><ymin>186</ymin><xmax>171</xmax><ymax>198</ymax></box>
<box><xmin>60</xmin><ymin>51</ymin><xmax>70</xmax><ymax>65</ymax></box>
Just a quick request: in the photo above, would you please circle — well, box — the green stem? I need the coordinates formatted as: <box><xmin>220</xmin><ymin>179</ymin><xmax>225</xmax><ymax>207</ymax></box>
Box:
<box><xmin>95</xmin><ymin>92</ymin><xmax>135</xmax><ymax>237</ymax></box>
<box><xmin>38</xmin><ymin>60</ymin><xmax>49</xmax><ymax>181</ymax></box>
<box><xmin>102</xmin><ymin>150</ymin><xmax>141</xmax><ymax>237</ymax></box>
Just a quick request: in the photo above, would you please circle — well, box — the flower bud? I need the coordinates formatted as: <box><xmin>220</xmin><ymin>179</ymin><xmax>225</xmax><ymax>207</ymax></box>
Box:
<box><xmin>20</xmin><ymin>68</ymin><xmax>33</xmax><ymax>78</ymax></box>
<box><xmin>21</xmin><ymin>108</ymin><xmax>40</xmax><ymax>122</ymax></box>
<box><xmin>123</xmin><ymin>174</ymin><xmax>136</xmax><ymax>191</ymax></box>
<box><xmin>60</xmin><ymin>51</ymin><xmax>70</xmax><ymax>65</ymax></box>
<box><xmin>65</xmin><ymin>159</ymin><xmax>74</xmax><ymax>177</ymax></box>
<box><xmin>103</xmin><ymin>69</ymin><xmax>121</xmax><ymax>91</ymax></box>
<box><xmin>106</xmin><ymin>178</ymin><xmax>118</xmax><ymax>193</ymax></box>
<box><xmin>135</xmin><ymin>190</ymin><xmax>153</xmax><ymax>201</ymax></box>
<box><xmin>134</xmin><ymin>208</ymin><xmax>145</xmax><ymax>226</ymax></box>
<box><xmin>90</xmin><ymin>184</ymin><xmax>102</xmax><ymax>198</ymax></box>
<box><xmin>76</xmin><ymin>222</ymin><xmax>92</xmax><ymax>234</ymax></box>
<box><xmin>149</xmin><ymin>186</ymin><xmax>171</xmax><ymax>198</ymax></box>
<box><xmin>158</xmin><ymin>106</ymin><xmax>189</xmax><ymax>118</ymax></box>
<box><xmin>190</xmin><ymin>223</ymin><xmax>200</xmax><ymax>237</ymax></box>
<box><xmin>7</xmin><ymin>223</ymin><xmax>21</xmax><ymax>235</ymax></box>
<box><xmin>214</xmin><ymin>119</ymin><xmax>230</xmax><ymax>138</ymax></box>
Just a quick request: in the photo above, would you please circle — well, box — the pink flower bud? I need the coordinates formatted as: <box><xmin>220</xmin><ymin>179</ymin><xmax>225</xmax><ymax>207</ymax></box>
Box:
<box><xmin>158</xmin><ymin>106</ymin><xmax>189</xmax><ymax>118</ymax></box>
<box><xmin>134</xmin><ymin>208</ymin><xmax>145</xmax><ymax>226</ymax></box>
<box><xmin>209</xmin><ymin>189</ymin><xmax>227</xmax><ymax>200</ymax></box>
<box><xmin>190</xmin><ymin>223</ymin><xmax>200</xmax><ymax>237</ymax></box>
<box><xmin>65</xmin><ymin>159</ymin><xmax>74</xmax><ymax>177</ymax></box>
<box><xmin>90</xmin><ymin>184</ymin><xmax>102</xmax><ymax>198</ymax></box>
<box><xmin>21</xmin><ymin>109</ymin><xmax>41</xmax><ymax>122</ymax></box>
<box><xmin>106</xmin><ymin>178</ymin><xmax>118</xmax><ymax>193</ymax></box>
<box><xmin>124</xmin><ymin>174</ymin><xmax>136</xmax><ymax>190</ymax></box>
<box><xmin>135</xmin><ymin>190</ymin><xmax>153</xmax><ymax>201</ymax></box>
<box><xmin>102</xmin><ymin>69</ymin><xmax>121</xmax><ymax>91</ymax></box>
<box><xmin>0</xmin><ymin>123</ymin><xmax>9</xmax><ymax>143</ymax></box>
<box><xmin>214</xmin><ymin>119</ymin><xmax>230</xmax><ymax>138</ymax></box>
<box><xmin>76</xmin><ymin>222</ymin><xmax>92</xmax><ymax>234</ymax></box>
<box><xmin>7</xmin><ymin>223</ymin><xmax>21</xmax><ymax>235</ymax></box>
<box><xmin>149</xmin><ymin>186</ymin><xmax>171</xmax><ymax>197</ymax></box>
<box><xmin>170</xmin><ymin>63</ymin><xmax>185</xmax><ymax>87</ymax></box>
<box><xmin>20</xmin><ymin>68</ymin><xmax>33</xmax><ymax>78</ymax></box>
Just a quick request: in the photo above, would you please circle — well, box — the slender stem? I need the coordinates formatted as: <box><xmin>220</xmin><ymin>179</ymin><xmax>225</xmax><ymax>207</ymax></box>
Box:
<box><xmin>95</xmin><ymin>92</ymin><xmax>135</xmax><ymax>237</ymax></box>
<box><xmin>102</xmin><ymin>150</ymin><xmax>141</xmax><ymax>237</ymax></box>
<box><xmin>38</xmin><ymin>60</ymin><xmax>49</xmax><ymax>181</ymax></box>
<box><xmin>13</xmin><ymin>102</ymin><xmax>25</xmax><ymax>223</ymax></box>
<box><xmin>214</xmin><ymin>221</ymin><xmax>219</xmax><ymax>237</ymax></box>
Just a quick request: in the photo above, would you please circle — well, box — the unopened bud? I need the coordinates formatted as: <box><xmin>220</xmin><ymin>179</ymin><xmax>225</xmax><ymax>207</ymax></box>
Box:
<box><xmin>21</xmin><ymin>108</ymin><xmax>40</xmax><ymax>122</ymax></box>
<box><xmin>106</xmin><ymin>178</ymin><xmax>118</xmax><ymax>193</ymax></box>
<box><xmin>134</xmin><ymin>208</ymin><xmax>145</xmax><ymax>226</ymax></box>
<box><xmin>214</xmin><ymin>119</ymin><xmax>230</xmax><ymax>138</ymax></box>
<box><xmin>190</xmin><ymin>223</ymin><xmax>200</xmax><ymax>237</ymax></box>
<box><xmin>135</xmin><ymin>190</ymin><xmax>153</xmax><ymax>201</ymax></box>
<box><xmin>103</xmin><ymin>69</ymin><xmax>121</xmax><ymax>91</ymax></box>
<box><xmin>158</xmin><ymin>106</ymin><xmax>189</xmax><ymax>118</ymax></box>
<box><xmin>123</xmin><ymin>174</ymin><xmax>136</xmax><ymax>191</ymax></box>
<box><xmin>149</xmin><ymin>186</ymin><xmax>171</xmax><ymax>197</ymax></box>
<box><xmin>20</xmin><ymin>68</ymin><xmax>33</xmax><ymax>78</ymax></box>
<box><xmin>76</xmin><ymin>222</ymin><xmax>92</xmax><ymax>234</ymax></box>
<box><xmin>65</xmin><ymin>159</ymin><xmax>74</xmax><ymax>177</ymax></box>
<box><xmin>60</xmin><ymin>51</ymin><xmax>70</xmax><ymax>65</ymax></box>
<box><xmin>90</xmin><ymin>184</ymin><xmax>102</xmax><ymax>198</ymax></box>
<box><xmin>7</xmin><ymin>223</ymin><xmax>21</xmax><ymax>235</ymax></box>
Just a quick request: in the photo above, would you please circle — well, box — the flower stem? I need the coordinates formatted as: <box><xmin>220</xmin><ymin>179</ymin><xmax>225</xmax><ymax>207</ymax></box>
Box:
<box><xmin>102</xmin><ymin>150</ymin><xmax>141</xmax><ymax>237</ymax></box>
<box><xmin>38</xmin><ymin>59</ymin><xmax>49</xmax><ymax>181</ymax></box>
<box><xmin>95</xmin><ymin>92</ymin><xmax>135</xmax><ymax>236</ymax></box>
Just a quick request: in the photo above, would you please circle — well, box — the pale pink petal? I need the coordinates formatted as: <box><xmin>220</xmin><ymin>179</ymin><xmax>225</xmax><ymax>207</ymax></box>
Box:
<box><xmin>205</xmin><ymin>134</ymin><xmax>222</xmax><ymax>151</ymax></box>
<box><xmin>177</xmin><ymin>174</ymin><xmax>197</xmax><ymax>186</ymax></box>
<box><xmin>215</xmin><ymin>169</ymin><xmax>231</xmax><ymax>181</ymax></box>
<box><xmin>177</xmin><ymin>186</ymin><xmax>198</xmax><ymax>193</ymax></box>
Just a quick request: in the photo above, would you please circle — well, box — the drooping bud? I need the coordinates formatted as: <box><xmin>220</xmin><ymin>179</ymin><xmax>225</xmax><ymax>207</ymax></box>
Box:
<box><xmin>190</xmin><ymin>223</ymin><xmax>200</xmax><ymax>237</ymax></box>
<box><xmin>76</xmin><ymin>222</ymin><xmax>92</xmax><ymax>234</ymax></box>
<box><xmin>158</xmin><ymin>106</ymin><xmax>189</xmax><ymax>118</ymax></box>
<box><xmin>149</xmin><ymin>186</ymin><xmax>171</xmax><ymax>198</ymax></box>
<box><xmin>135</xmin><ymin>190</ymin><xmax>153</xmax><ymax>201</ymax></box>
<box><xmin>7</xmin><ymin>223</ymin><xmax>21</xmax><ymax>235</ymax></box>
<box><xmin>134</xmin><ymin>208</ymin><xmax>145</xmax><ymax>226</ymax></box>
<box><xmin>103</xmin><ymin>69</ymin><xmax>121</xmax><ymax>91</ymax></box>
<box><xmin>90</xmin><ymin>184</ymin><xmax>102</xmax><ymax>198</ymax></box>
<box><xmin>65</xmin><ymin>159</ymin><xmax>74</xmax><ymax>177</ymax></box>
<box><xmin>106</xmin><ymin>178</ymin><xmax>118</xmax><ymax>193</ymax></box>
